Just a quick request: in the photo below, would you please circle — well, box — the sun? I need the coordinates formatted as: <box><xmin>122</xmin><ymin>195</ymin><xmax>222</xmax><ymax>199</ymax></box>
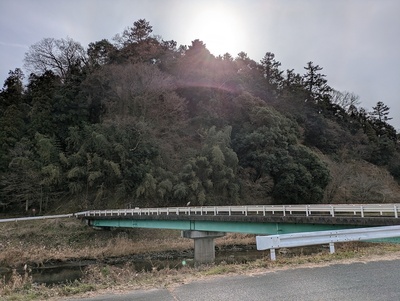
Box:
<box><xmin>187</xmin><ymin>5</ymin><xmax>245</xmax><ymax>57</ymax></box>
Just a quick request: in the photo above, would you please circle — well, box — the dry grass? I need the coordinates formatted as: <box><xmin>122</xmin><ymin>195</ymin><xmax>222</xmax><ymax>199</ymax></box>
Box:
<box><xmin>0</xmin><ymin>218</ymin><xmax>194</xmax><ymax>267</ymax></box>
<box><xmin>0</xmin><ymin>219</ymin><xmax>256</xmax><ymax>268</ymax></box>
<box><xmin>1</xmin><ymin>218</ymin><xmax>400</xmax><ymax>301</ymax></box>
<box><xmin>1</xmin><ymin>240</ymin><xmax>400</xmax><ymax>301</ymax></box>
<box><xmin>215</xmin><ymin>233</ymin><xmax>256</xmax><ymax>246</ymax></box>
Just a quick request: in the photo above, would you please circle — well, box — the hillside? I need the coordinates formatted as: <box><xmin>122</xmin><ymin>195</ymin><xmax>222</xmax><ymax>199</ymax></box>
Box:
<box><xmin>1</xmin><ymin>19</ymin><xmax>399</xmax><ymax>215</ymax></box>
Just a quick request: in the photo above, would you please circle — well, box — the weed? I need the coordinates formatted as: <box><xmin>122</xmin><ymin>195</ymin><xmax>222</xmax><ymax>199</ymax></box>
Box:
<box><xmin>1</xmin><ymin>219</ymin><xmax>400</xmax><ymax>300</ymax></box>
<box><xmin>202</xmin><ymin>264</ymin><xmax>238</xmax><ymax>276</ymax></box>
<box><xmin>60</xmin><ymin>281</ymin><xmax>96</xmax><ymax>296</ymax></box>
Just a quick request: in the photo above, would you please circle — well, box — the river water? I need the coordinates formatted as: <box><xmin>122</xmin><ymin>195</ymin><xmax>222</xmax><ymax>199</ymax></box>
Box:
<box><xmin>2</xmin><ymin>244</ymin><xmax>327</xmax><ymax>285</ymax></box>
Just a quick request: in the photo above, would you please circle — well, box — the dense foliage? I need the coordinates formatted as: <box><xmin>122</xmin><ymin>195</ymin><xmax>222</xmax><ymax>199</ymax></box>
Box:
<box><xmin>1</xmin><ymin>19</ymin><xmax>399</xmax><ymax>213</ymax></box>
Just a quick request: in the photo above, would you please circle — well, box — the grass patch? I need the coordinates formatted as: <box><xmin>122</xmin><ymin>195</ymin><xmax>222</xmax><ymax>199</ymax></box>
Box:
<box><xmin>202</xmin><ymin>264</ymin><xmax>239</xmax><ymax>276</ymax></box>
<box><xmin>1</xmin><ymin>219</ymin><xmax>400</xmax><ymax>300</ymax></box>
<box><xmin>2</xmin><ymin>244</ymin><xmax>400</xmax><ymax>300</ymax></box>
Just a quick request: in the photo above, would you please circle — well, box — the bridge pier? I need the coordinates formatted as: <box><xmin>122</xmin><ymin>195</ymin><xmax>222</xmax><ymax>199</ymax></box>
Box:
<box><xmin>182</xmin><ymin>230</ymin><xmax>226</xmax><ymax>263</ymax></box>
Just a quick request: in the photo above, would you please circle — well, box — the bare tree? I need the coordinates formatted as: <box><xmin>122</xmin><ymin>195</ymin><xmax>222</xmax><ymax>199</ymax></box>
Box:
<box><xmin>330</xmin><ymin>90</ymin><xmax>360</xmax><ymax>112</ymax></box>
<box><xmin>24</xmin><ymin>37</ymin><xmax>87</xmax><ymax>78</ymax></box>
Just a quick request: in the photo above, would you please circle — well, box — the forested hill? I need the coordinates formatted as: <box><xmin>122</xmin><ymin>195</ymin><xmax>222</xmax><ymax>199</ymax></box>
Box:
<box><xmin>1</xmin><ymin>19</ymin><xmax>399</xmax><ymax>214</ymax></box>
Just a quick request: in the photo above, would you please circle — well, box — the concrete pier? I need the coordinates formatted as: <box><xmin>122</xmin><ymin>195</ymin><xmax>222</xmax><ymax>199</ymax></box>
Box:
<box><xmin>182</xmin><ymin>230</ymin><xmax>226</xmax><ymax>263</ymax></box>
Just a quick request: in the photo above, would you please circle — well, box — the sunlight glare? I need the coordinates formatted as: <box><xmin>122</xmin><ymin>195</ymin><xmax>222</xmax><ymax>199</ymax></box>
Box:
<box><xmin>188</xmin><ymin>5</ymin><xmax>245</xmax><ymax>57</ymax></box>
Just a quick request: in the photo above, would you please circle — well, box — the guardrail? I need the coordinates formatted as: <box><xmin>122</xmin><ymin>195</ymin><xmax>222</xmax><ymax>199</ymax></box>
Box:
<box><xmin>1</xmin><ymin>204</ymin><xmax>399</xmax><ymax>223</ymax></box>
<box><xmin>75</xmin><ymin>203</ymin><xmax>400</xmax><ymax>219</ymax></box>
<box><xmin>0</xmin><ymin>214</ymin><xmax>74</xmax><ymax>223</ymax></box>
<box><xmin>256</xmin><ymin>225</ymin><xmax>400</xmax><ymax>260</ymax></box>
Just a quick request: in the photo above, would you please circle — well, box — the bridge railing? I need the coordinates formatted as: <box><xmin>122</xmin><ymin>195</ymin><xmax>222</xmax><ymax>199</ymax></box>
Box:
<box><xmin>74</xmin><ymin>203</ymin><xmax>400</xmax><ymax>219</ymax></box>
<box><xmin>1</xmin><ymin>204</ymin><xmax>399</xmax><ymax>223</ymax></box>
<box><xmin>0</xmin><ymin>214</ymin><xmax>74</xmax><ymax>223</ymax></box>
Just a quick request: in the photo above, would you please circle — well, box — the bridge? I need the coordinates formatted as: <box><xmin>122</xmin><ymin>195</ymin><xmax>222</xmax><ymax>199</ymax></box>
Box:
<box><xmin>2</xmin><ymin>204</ymin><xmax>400</xmax><ymax>263</ymax></box>
<box><xmin>76</xmin><ymin>204</ymin><xmax>400</xmax><ymax>262</ymax></box>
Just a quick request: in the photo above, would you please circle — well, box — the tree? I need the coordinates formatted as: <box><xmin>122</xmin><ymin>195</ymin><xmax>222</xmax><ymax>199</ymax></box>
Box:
<box><xmin>0</xmin><ymin>69</ymin><xmax>27</xmax><ymax>171</ymax></box>
<box><xmin>303</xmin><ymin>61</ymin><xmax>331</xmax><ymax>103</ymax></box>
<box><xmin>0</xmin><ymin>138</ymin><xmax>40</xmax><ymax>211</ymax></box>
<box><xmin>272</xmin><ymin>145</ymin><xmax>330</xmax><ymax>204</ymax></box>
<box><xmin>64</xmin><ymin>123</ymin><xmax>156</xmax><ymax>208</ymax></box>
<box><xmin>87</xmin><ymin>39</ymin><xmax>116</xmax><ymax>68</ymax></box>
<box><xmin>367</xmin><ymin>101</ymin><xmax>396</xmax><ymax>141</ymax></box>
<box><xmin>114</xmin><ymin>19</ymin><xmax>153</xmax><ymax>47</ymax></box>
<box><xmin>24</xmin><ymin>37</ymin><xmax>87</xmax><ymax>78</ymax></box>
<box><xmin>91</xmin><ymin>63</ymin><xmax>186</xmax><ymax>128</ymax></box>
<box><xmin>330</xmin><ymin>90</ymin><xmax>360</xmax><ymax>113</ymax></box>
<box><xmin>233</xmin><ymin>105</ymin><xmax>329</xmax><ymax>204</ymax></box>
<box><xmin>0</xmin><ymin>104</ymin><xmax>26</xmax><ymax>171</ymax></box>
<box><xmin>370</xmin><ymin>101</ymin><xmax>392</xmax><ymax>122</ymax></box>
<box><xmin>25</xmin><ymin>71</ymin><xmax>60</xmax><ymax>136</ymax></box>
<box><xmin>259</xmin><ymin>52</ymin><xmax>283</xmax><ymax>97</ymax></box>
<box><xmin>0</xmin><ymin>69</ymin><xmax>24</xmax><ymax>109</ymax></box>
<box><xmin>173</xmin><ymin>127</ymin><xmax>239</xmax><ymax>206</ymax></box>
<box><xmin>278</xmin><ymin>68</ymin><xmax>308</xmax><ymax>114</ymax></box>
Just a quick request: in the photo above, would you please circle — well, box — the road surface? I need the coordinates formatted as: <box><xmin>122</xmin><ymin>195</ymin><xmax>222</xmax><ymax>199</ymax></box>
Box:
<box><xmin>65</xmin><ymin>259</ymin><xmax>400</xmax><ymax>301</ymax></box>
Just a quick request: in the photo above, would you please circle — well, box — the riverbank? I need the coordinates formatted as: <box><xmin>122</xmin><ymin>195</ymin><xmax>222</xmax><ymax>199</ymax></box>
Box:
<box><xmin>1</xmin><ymin>218</ymin><xmax>400</xmax><ymax>301</ymax></box>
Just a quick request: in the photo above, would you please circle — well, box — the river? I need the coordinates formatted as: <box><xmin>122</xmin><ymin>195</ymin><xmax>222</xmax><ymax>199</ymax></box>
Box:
<box><xmin>1</xmin><ymin>244</ymin><xmax>328</xmax><ymax>285</ymax></box>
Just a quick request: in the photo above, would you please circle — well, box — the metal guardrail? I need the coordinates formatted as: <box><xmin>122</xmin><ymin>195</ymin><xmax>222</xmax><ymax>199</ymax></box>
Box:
<box><xmin>1</xmin><ymin>204</ymin><xmax>399</xmax><ymax>223</ymax></box>
<box><xmin>75</xmin><ymin>203</ymin><xmax>400</xmax><ymax>219</ymax></box>
<box><xmin>256</xmin><ymin>225</ymin><xmax>400</xmax><ymax>260</ymax></box>
<box><xmin>0</xmin><ymin>214</ymin><xmax>74</xmax><ymax>223</ymax></box>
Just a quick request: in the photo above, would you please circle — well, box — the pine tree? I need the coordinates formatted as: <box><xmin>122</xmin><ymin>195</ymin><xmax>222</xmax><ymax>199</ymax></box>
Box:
<box><xmin>303</xmin><ymin>61</ymin><xmax>331</xmax><ymax>103</ymax></box>
<box><xmin>370</xmin><ymin>101</ymin><xmax>392</xmax><ymax>122</ymax></box>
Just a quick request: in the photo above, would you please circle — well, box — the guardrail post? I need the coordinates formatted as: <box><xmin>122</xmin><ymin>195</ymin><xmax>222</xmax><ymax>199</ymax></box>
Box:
<box><xmin>270</xmin><ymin>248</ymin><xmax>276</xmax><ymax>261</ymax></box>
<box><xmin>329</xmin><ymin>242</ymin><xmax>335</xmax><ymax>254</ymax></box>
<box><xmin>360</xmin><ymin>206</ymin><xmax>364</xmax><ymax>218</ymax></box>
<box><xmin>283</xmin><ymin>205</ymin><xmax>286</xmax><ymax>217</ymax></box>
<box><xmin>394</xmin><ymin>205</ymin><xmax>398</xmax><ymax>218</ymax></box>
<box><xmin>330</xmin><ymin>205</ymin><xmax>335</xmax><ymax>217</ymax></box>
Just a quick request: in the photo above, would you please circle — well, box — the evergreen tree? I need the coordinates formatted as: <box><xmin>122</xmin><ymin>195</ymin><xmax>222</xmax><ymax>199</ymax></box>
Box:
<box><xmin>303</xmin><ymin>61</ymin><xmax>331</xmax><ymax>103</ymax></box>
<box><xmin>370</xmin><ymin>101</ymin><xmax>392</xmax><ymax>122</ymax></box>
<box><xmin>0</xmin><ymin>69</ymin><xmax>27</xmax><ymax>172</ymax></box>
<box><xmin>259</xmin><ymin>52</ymin><xmax>283</xmax><ymax>99</ymax></box>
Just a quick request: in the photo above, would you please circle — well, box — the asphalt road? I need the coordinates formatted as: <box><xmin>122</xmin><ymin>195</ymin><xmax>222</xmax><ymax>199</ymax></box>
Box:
<box><xmin>65</xmin><ymin>259</ymin><xmax>400</xmax><ymax>301</ymax></box>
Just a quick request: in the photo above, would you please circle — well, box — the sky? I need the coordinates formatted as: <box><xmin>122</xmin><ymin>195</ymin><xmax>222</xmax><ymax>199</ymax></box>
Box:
<box><xmin>1</xmin><ymin>0</ymin><xmax>399</xmax><ymax>130</ymax></box>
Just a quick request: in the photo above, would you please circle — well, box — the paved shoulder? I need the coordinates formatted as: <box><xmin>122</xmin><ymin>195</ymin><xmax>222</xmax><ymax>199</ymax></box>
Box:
<box><xmin>65</xmin><ymin>288</ymin><xmax>176</xmax><ymax>301</ymax></box>
<box><xmin>65</xmin><ymin>259</ymin><xmax>400</xmax><ymax>301</ymax></box>
<box><xmin>172</xmin><ymin>260</ymin><xmax>400</xmax><ymax>301</ymax></box>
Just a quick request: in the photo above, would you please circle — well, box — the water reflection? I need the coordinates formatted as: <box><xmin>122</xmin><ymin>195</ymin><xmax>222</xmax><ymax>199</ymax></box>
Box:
<box><xmin>1</xmin><ymin>244</ymin><xmax>327</xmax><ymax>285</ymax></box>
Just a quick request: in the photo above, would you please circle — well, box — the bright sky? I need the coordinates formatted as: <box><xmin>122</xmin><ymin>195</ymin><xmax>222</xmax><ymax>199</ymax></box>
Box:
<box><xmin>1</xmin><ymin>0</ymin><xmax>399</xmax><ymax>130</ymax></box>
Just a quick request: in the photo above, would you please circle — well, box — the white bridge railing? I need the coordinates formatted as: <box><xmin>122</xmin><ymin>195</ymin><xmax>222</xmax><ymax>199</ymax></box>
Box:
<box><xmin>75</xmin><ymin>203</ymin><xmax>400</xmax><ymax>219</ymax></box>
<box><xmin>256</xmin><ymin>225</ymin><xmax>400</xmax><ymax>260</ymax></box>
<box><xmin>1</xmin><ymin>204</ymin><xmax>399</xmax><ymax>223</ymax></box>
<box><xmin>0</xmin><ymin>214</ymin><xmax>74</xmax><ymax>223</ymax></box>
